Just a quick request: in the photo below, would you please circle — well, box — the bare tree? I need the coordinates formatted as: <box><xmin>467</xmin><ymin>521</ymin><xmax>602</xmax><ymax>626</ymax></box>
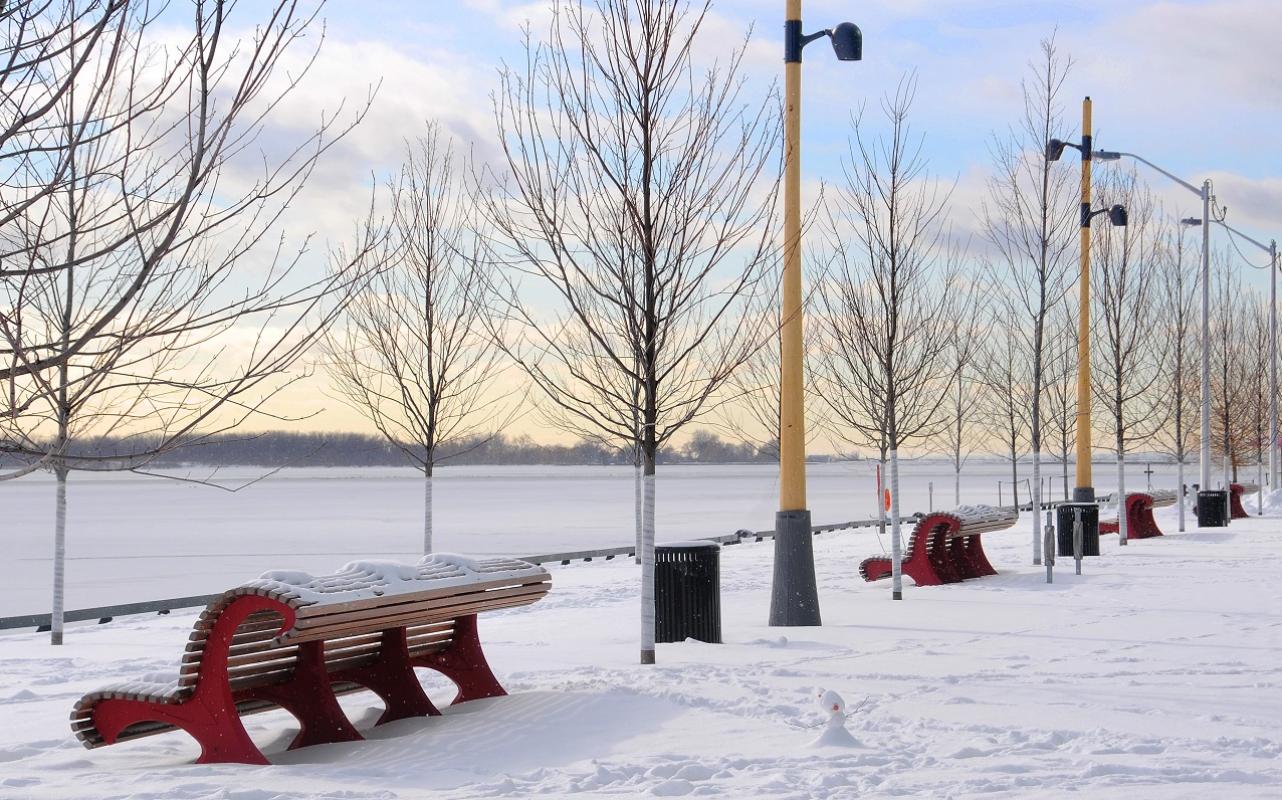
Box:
<box><xmin>484</xmin><ymin>0</ymin><xmax>780</xmax><ymax>662</ymax></box>
<box><xmin>1244</xmin><ymin>294</ymin><xmax>1270</xmax><ymax>511</ymax></box>
<box><xmin>1090</xmin><ymin>169</ymin><xmax>1170</xmax><ymax>545</ymax></box>
<box><xmin>0</xmin><ymin>0</ymin><xmax>378</xmax><ymax>644</ymax></box>
<box><xmin>981</xmin><ymin>34</ymin><xmax>1077</xmax><ymax>563</ymax></box>
<box><xmin>1208</xmin><ymin>254</ymin><xmax>1262</xmax><ymax>486</ymax></box>
<box><xmin>815</xmin><ymin>76</ymin><xmax>966</xmax><ymax>600</ymax></box>
<box><xmin>978</xmin><ymin>313</ymin><xmax>1029</xmax><ymax>509</ymax></box>
<box><xmin>1042</xmin><ymin>309</ymin><xmax>1076</xmax><ymax>501</ymax></box>
<box><xmin>326</xmin><ymin>127</ymin><xmax>516</xmax><ymax>555</ymax></box>
<box><xmin>934</xmin><ymin>283</ymin><xmax>986</xmax><ymax>507</ymax></box>
<box><xmin>1154</xmin><ymin>222</ymin><xmax>1201</xmax><ymax>530</ymax></box>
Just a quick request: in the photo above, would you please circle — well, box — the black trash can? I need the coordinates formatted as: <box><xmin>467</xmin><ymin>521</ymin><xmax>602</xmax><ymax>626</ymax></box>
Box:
<box><xmin>1056</xmin><ymin>502</ymin><xmax>1100</xmax><ymax>558</ymax></box>
<box><xmin>655</xmin><ymin>541</ymin><xmax>721</xmax><ymax>644</ymax></box>
<box><xmin>1196</xmin><ymin>489</ymin><xmax>1229</xmax><ymax>527</ymax></box>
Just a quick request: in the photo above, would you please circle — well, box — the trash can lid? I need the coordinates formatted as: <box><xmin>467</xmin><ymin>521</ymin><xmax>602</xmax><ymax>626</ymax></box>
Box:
<box><xmin>656</xmin><ymin>540</ymin><xmax>721</xmax><ymax>550</ymax></box>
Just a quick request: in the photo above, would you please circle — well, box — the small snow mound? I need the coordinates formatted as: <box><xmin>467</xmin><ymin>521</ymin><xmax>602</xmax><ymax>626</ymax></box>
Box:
<box><xmin>1262</xmin><ymin>489</ymin><xmax>1282</xmax><ymax>515</ymax></box>
<box><xmin>257</xmin><ymin>568</ymin><xmax>314</xmax><ymax>584</ymax></box>
<box><xmin>650</xmin><ymin>779</ymin><xmax>695</xmax><ymax>796</ymax></box>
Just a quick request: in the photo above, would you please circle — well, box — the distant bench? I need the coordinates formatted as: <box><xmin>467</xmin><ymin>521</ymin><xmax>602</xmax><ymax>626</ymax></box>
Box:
<box><xmin>1229</xmin><ymin>482</ymin><xmax>1258</xmax><ymax>519</ymax></box>
<box><xmin>859</xmin><ymin>505</ymin><xmax>1018</xmax><ymax>587</ymax></box>
<box><xmin>71</xmin><ymin>554</ymin><xmax>551</xmax><ymax>764</ymax></box>
<box><xmin>1099</xmin><ymin>490</ymin><xmax>1176</xmax><ymax>539</ymax></box>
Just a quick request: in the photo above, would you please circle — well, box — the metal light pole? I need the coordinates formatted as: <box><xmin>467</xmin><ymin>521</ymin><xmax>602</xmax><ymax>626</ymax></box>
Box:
<box><xmin>1090</xmin><ymin>149</ymin><xmax>1225</xmax><ymax>525</ymax></box>
<box><xmin>1270</xmin><ymin>240</ymin><xmax>1279</xmax><ymax>493</ymax></box>
<box><xmin>770</xmin><ymin>2</ymin><xmax>860</xmax><ymax>626</ymax></box>
<box><xmin>1201</xmin><ymin>180</ymin><xmax>1213</xmax><ymax>501</ymax></box>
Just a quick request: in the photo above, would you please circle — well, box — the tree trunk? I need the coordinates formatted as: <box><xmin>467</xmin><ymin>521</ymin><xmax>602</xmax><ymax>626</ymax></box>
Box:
<box><xmin>889</xmin><ymin>449</ymin><xmax>903</xmax><ymax>600</ymax></box>
<box><xmin>1117</xmin><ymin>449</ymin><xmax>1128</xmax><ymax>546</ymax></box>
<box><xmin>1031</xmin><ymin>448</ymin><xmax>1042</xmax><ymax>564</ymax></box>
<box><xmin>1177</xmin><ymin>456</ymin><xmax>1186</xmax><ymax>532</ymax></box>
<box><xmin>1010</xmin><ymin>449</ymin><xmax>1019</xmax><ymax>512</ymax></box>
<box><xmin>423</xmin><ymin>466</ymin><xmax>434</xmax><ymax>555</ymax></box>
<box><xmin>634</xmin><ymin>459</ymin><xmax>643</xmax><ymax>565</ymax></box>
<box><xmin>954</xmin><ymin>463</ymin><xmax>961</xmax><ymax>508</ymax></box>
<box><xmin>640</xmin><ymin>453</ymin><xmax>656</xmax><ymax>664</ymax></box>
<box><xmin>50</xmin><ymin>468</ymin><xmax>69</xmax><ymax>646</ymax></box>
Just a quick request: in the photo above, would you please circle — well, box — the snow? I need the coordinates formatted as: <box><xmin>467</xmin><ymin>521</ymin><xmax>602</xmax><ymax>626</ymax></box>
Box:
<box><xmin>247</xmin><ymin>554</ymin><xmax>548</xmax><ymax>606</ymax></box>
<box><xmin>2</xmin><ymin>495</ymin><xmax>1280</xmax><ymax>798</ymax></box>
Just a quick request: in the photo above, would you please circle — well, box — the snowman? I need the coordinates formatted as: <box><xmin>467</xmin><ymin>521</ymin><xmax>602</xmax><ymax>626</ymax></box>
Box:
<box><xmin>810</xmin><ymin>689</ymin><xmax>860</xmax><ymax>748</ymax></box>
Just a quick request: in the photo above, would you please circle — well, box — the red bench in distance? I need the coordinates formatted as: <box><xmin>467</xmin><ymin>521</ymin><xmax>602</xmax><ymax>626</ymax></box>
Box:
<box><xmin>859</xmin><ymin>505</ymin><xmax>1017</xmax><ymax>587</ymax></box>
<box><xmin>1229</xmin><ymin>483</ymin><xmax>1257</xmax><ymax>519</ymax></box>
<box><xmin>1099</xmin><ymin>490</ymin><xmax>1176</xmax><ymax>539</ymax></box>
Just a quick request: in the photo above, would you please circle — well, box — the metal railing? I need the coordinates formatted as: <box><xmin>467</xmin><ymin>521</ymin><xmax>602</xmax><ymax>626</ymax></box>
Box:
<box><xmin>11</xmin><ymin>505</ymin><xmax>1086</xmax><ymax>632</ymax></box>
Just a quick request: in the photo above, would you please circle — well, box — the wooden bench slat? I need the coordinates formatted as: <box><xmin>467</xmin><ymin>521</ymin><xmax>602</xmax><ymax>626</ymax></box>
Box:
<box><xmin>284</xmin><ymin>586</ymin><xmax>548</xmax><ymax>643</ymax></box>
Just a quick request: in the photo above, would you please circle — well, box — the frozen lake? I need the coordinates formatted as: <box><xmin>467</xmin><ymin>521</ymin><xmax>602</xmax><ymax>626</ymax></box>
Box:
<box><xmin>2</xmin><ymin>458</ymin><xmax>1213</xmax><ymax>616</ymax></box>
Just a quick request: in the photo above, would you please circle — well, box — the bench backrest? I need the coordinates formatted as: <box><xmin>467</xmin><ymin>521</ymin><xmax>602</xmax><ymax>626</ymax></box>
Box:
<box><xmin>179</xmin><ymin>554</ymin><xmax>551</xmax><ymax>694</ymax></box>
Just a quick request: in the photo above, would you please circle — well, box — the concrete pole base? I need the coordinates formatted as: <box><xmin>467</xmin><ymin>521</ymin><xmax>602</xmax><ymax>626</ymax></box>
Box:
<box><xmin>768</xmin><ymin>509</ymin><xmax>821</xmax><ymax>626</ymax></box>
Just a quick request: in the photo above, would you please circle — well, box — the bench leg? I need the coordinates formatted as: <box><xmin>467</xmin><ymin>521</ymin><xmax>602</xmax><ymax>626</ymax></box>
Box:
<box><xmin>927</xmin><ymin>531</ymin><xmax>963</xmax><ymax>584</ymax></box>
<box><xmin>242</xmin><ymin>641</ymin><xmax>363</xmax><ymax>750</ymax></box>
<box><xmin>947</xmin><ymin>536</ymin><xmax>979</xmax><ymax>579</ymax></box>
<box><xmin>332</xmin><ymin>627</ymin><xmax>440</xmax><ymax>725</ymax></box>
<box><xmin>965</xmin><ymin>535</ymin><xmax>997</xmax><ymax>576</ymax></box>
<box><xmin>93</xmin><ymin>693</ymin><xmax>268</xmax><ymax>765</ymax></box>
<box><xmin>413</xmin><ymin>615</ymin><xmax>507</xmax><ymax>705</ymax></box>
<box><xmin>901</xmin><ymin>541</ymin><xmax>943</xmax><ymax>587</ymax></box>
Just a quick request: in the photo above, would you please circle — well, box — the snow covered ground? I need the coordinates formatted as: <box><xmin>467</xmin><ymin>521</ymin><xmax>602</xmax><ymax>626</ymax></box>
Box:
<box><xmin>2</xmin><ymin>500</ymin><xmax>1279</xmax><ymax>799</ymax></box>
<box><xmin>2</xmin><ymin>459</ymin><xmax>1204</xmax><ymax>615</ymax></box>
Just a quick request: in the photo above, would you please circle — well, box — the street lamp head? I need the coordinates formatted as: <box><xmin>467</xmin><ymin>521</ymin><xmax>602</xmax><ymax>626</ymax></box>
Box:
<box><xmin>1180</xmin><ymin>217</ymin><xmax>1202</xmax><ymax>226</ymax></box>
<box><xmin>1108</xmin><ymin>204</ymin><xmax>1128</xmax><ymax>227</ymax></box>
<box><xmin>1046</xmin><ymin>138</ymin><xmax>1067</xmax><ymax>162</ymax></box>
<box><xmin>830</xmin><ymin>22</ymin><xmax>862</xmax><ymax>61</ymax></box>
<box><xmin>1093</xmin><ymin>150</ymin><xmax>1122</xmax><ymax>162</ymax></box>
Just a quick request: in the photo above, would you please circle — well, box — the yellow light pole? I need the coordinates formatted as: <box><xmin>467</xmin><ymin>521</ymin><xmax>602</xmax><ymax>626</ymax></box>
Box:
<box><xmin>769</xmin><ymin>2</ymin><xmax>860</xmax><ymax>626</ymax></box>
<box><xmin>1074</xmin><ymin>97</ymin><xmax>1094</xmax><ymax>500</ymax></box>
<box><xmin>1045</xmin><ymin>98</ymin><xmax>1128</xmax><ymax>560</ymax></box>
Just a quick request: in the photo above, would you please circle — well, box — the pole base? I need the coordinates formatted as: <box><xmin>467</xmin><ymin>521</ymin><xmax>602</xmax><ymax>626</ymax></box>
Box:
<box><xmin>768</xmin><ymin>510</ymin><xmax>821</xmax><ymax>626</ymax></box>
<box><xmin>640</xmin><ymin>649</ymin><xmax>655</xmax><ymax>665</ymax></box>
<box><xmin>892</xmin><ymin>590</ymin><xmax>902</xmax><ymax>600</ymax></box>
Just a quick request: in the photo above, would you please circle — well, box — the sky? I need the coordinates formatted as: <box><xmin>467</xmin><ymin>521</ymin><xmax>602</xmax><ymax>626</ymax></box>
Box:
<box><xmin>213</xmin><ymin>0</ymin><xmax>1282</xmax><ymax>443</ymax></box>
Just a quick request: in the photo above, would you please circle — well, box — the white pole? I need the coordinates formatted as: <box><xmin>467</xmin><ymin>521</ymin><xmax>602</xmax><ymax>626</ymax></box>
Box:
<box><xmin>1269</xmin><ymin>241</ymin><xmax>1278</xmax><ymax>497</ymax></box>
<box><xmin>1177</xmin><ymin>458</ymin><xmax>1186</xmax><ymax>532</ymax></box>
<box><xmin>1200</xmin><ymin>181</ymin><xmax>1212</xmax><ymax>494</ymax></box>
<box><xmin>889</xmin><ymin>450</ymin><xmax>903</xmax><ymax>600</ymax></box>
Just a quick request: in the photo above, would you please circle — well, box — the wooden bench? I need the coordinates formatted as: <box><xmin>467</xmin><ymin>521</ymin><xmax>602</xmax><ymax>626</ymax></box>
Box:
<box><xmin>70</xmin><ymin>554</ymin><xmax>551</xmax><ymax>765</ymax></box>
<box><xmin>1099</xmin><ymin>490</ymin><xmax>1176</xmax><ymax>539</ymax></box>
<box><xmin>859</xmin><ymin>505</ymin><xmax>1017</xmax><ymax>587</ymax></box>
<box><xmin>1229</xmin><ymin>482</ymin><xmax>1257</xmax><ymax>519</ymax></box>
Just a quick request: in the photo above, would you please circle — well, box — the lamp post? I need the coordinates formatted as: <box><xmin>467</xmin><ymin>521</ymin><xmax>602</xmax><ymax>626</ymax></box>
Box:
<box><xmin>770</xmin><ymin>2</ymin><xmax>861</xmax><ymax>626</ymax></box>
<box><xmin>1045</xmin><ymin>97</ymin><xmax>1127</xmax><ymax>554</ymax></box>
<box><xmin>1088</xmin><ymin>148</ymin><xmax>1225</xmax><ymax>525</ymax></box>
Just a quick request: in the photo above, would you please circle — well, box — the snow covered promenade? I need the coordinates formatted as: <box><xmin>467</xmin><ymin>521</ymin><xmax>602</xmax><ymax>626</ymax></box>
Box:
<box><xmin>2</xmin><ymin>504</ymin><xmax>1280</xmax><ymax>799</ymax></box>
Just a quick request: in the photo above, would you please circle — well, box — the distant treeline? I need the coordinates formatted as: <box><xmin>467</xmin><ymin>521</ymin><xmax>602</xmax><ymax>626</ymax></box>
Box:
<box><xmin>3</xmin><ymin>430</ymin><xmax>804</xmax><ymax>469</ymax></box>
